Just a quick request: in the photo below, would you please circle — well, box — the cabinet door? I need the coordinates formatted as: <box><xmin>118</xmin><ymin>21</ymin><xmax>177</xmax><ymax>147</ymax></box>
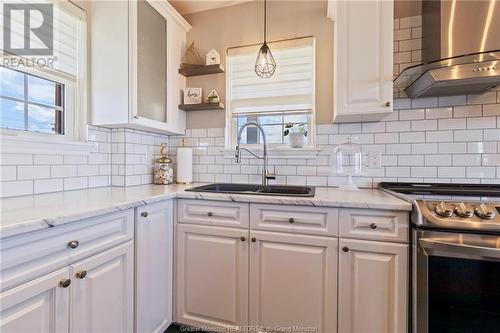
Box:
<box><xmin>334</xmin><ymin>0</ymin><xmax>393</xmax><ymax>121</ymax></box>
<box><xmin>338</xmin><ymin>238</ymin><xmax>407</xmax><ymax>333</ymax></box>
<box><xmin>136</xmin><ymin>201</ymin><xmax>173</xmax><ymax>333</ymax></box>
<box><xmin>176</xmin><ymin>224</ymin><xmax>248</xmax><ymax>330</ymax></box>
<box><xmin>0</xmin><ymin>267</ymin><xmax>70</xmax><ymax>333</ymax></box>
<box><xmin>70</xmin><ymin>241</ymin><xmax>134</xmax><ymax>333</ymax></box>
<box><xmin>249</xmin><ymin>231</ymin><xmax>338</xmax><ymax>333</ymax></box>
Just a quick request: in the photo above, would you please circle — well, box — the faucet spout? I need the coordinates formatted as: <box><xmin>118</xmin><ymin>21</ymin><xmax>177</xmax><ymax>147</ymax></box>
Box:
<box><xmin>235</xmin><ymin>122</ymin><xmax>275</xmax><ymax>186</ymax></box>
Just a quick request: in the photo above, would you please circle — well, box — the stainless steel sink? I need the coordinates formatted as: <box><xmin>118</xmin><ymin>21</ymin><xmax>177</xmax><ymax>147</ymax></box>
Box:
<box><xmin>185</xmin><ymin>183</ymin><xmax>315</xmax><ymax>197</ymax></box>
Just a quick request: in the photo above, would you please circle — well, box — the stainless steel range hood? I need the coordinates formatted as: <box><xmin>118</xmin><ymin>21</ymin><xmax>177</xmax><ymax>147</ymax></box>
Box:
<box><xmin>394</xmin><ymin>0</ymin><xmax>500</xmax><ymax>98</ymax></box>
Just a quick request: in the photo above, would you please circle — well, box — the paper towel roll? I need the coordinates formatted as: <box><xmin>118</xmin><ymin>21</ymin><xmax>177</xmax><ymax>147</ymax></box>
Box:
<box><xmin>176</xmin><ymin>147</ymin><xmax>193</xmax><ymax>184</ymax></box>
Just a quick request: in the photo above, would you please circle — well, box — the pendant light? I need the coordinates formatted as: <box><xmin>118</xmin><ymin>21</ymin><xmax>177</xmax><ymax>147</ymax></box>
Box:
<box><xmin>255</xmin><ymin>0</ymin><xmax>276</xmax><ymax>78</ymax></box>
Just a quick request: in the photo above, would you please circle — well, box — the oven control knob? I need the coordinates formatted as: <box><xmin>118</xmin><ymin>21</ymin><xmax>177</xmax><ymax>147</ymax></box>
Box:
<box><xmin>474</xmin><ymin>203</ymin><xmax>496</xmax><ymax>220</ymax></box>
<box><xmin>434</xmin><ymin>202</ymin><xmax>453</xmax><ymax>217</ymax></box>
<box><xmin>454</xmin><ymin>203</ymin><xmax>474</xmax><ymax>218</ymax></box>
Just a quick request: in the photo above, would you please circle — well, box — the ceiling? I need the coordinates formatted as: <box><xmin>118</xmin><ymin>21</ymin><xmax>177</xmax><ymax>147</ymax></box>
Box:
<box><xmin>168</xmin><ymin>0</ymin><xmax>255</xmax><ymax>15</ymax></box>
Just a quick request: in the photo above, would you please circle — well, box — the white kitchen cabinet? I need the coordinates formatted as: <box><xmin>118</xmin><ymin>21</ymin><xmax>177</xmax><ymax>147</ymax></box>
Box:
<box><xmin>175</xmin><ymin>224</ymin><xmax>249</xmax><ymax>330</ymax></box>
<box><xmin>329</xmin><ymin>0</ymin><xmax>394</xmax><ymax>122</ymax></box>
<box><xmin>90</xmin><ymin>0</ymin><xmax>191</xmax><ymax>135</ymax></box>
<box><xmin>338</xmin><ymin>238</ymin><xmax>408</xmax><ymax>333</ymax></box>
<box><xmin>249</xmin><ymin>231</ymin><xmax>338</xmax><ymax>333</ymax></box>
<box><xmin>0</xmin><ymin>267</ymin><xmax>70</xmax><ymax>333</ymax></box>
<box><xmin>136</xmin><ymin>200</ymin><xmax>174</xmax><ymax>333</ymax></box>
<box><xmin>70</xmin><ymin>241</ymin><xmax>134</xmax><ymax>333</ymax></box>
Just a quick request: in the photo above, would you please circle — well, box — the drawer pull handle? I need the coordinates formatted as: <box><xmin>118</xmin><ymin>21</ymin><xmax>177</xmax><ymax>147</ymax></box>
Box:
<box><xmin>207</xmin><ymin>212</ymin><xmax>213</xmax><ymax>217</ymax></box>
<box><xmin>76</xmin><ymin>270</ymin><xmax>87</xmax><ymax>279</ymax></box>
<box><xmin>370</xmin><ymin>223</ymin><xmax>377</xmax><ymax>230</ymax></box>
<box><xmin>141</xmin><ymin>212</ymin><xmax>149</xmax><ymax>218</ymax></box>
<box><xmin>240</xmin><ymin>236</ymin><xmax>246</xmax><ymax>242</ymax></box>
<box><xmin>59</xmin><ymin>279</ymin><xmax>71</xmax><ymax>288</ymax></box>
<box><xmin>251</xmin><ymin>237</ymin><xmax>257</xmax><ymax>243</ymax></box>
<box><xmin>342</xmin><ymin>246</ymin><xmax>349</xmax><ymax>253</ymax></box>
<box><xmin>67</xmin><ymin>240</ymin><xmax>80</xmax><ymax>249</ymax></box>
<box><xmin>288</xmin><ymin>218</ymin><xmax>295</xmax><ymax>224</ymax></box>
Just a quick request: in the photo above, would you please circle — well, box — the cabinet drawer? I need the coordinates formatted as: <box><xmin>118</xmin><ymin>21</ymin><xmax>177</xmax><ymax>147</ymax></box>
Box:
<box><xmin>0</xmin><ymin>209</ymin><xmax>134</xmax><ymax>292</ymax></box>
<box><xmin>339</xmin><ymin>209</ymin><xmax>409</xmax><ymax>243</ymax></box>
<box><xmin>177</xmin><ymin>199</ymin><xmax>249</xmax><ymax>228</ymax></box>
<box><xmin>250</xmin><ymin>204</ymin><xmax>338</xmax><ymax>236</ymax></box>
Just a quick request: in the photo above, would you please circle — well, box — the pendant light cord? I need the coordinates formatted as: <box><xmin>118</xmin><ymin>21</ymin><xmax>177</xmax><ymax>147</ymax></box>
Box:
<box><xmin>264</xmin><ymin>0</ymin><xmax>267</xmax><ymax>42</ymax></box>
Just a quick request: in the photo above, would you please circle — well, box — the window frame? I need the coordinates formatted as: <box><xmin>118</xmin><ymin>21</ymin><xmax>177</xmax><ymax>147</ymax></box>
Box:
<box><xmin>0</xmin><ymin>0</ymin><xmax>89</xmax><ymax>151</ymax></box>
<box><xmin>225</xmin><ymin>37</ymin><xmax>317</xmax><ymax>150</ymax></box>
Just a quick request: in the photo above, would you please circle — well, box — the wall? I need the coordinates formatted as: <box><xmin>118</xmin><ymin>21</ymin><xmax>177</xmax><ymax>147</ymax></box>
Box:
<box><xmin>183</xmin><ymin>0</ymin><xmax>334</xmax><ymax>128</ymax></box>
<box><xmin>169</xmin><ymin>14</ymin><xmax>500</xmax><ymax>187</ymax></box>
<box><xmin>0</xmin><ymin>127</ymin><xmax>168</xmax><ymax>198</ymax></box>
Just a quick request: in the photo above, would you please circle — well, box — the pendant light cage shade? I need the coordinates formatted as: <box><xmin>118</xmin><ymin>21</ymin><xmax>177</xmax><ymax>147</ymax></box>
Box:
<box><xmin>255</xmin><ymin>42</ymin><xmax>277</xmax><ymax>78</ymax></box>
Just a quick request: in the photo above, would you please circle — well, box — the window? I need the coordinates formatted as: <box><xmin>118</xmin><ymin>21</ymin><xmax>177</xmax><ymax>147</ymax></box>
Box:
<box><xmin>226</xmin><ymin>37</ymin><xmax>315</xmax><ymax>148</ymax></box>
<box><xmin>0</xmin><ymin>1</ymin><xmax>86</xmax><ymax>142</ymax></box>
<box><xmin>1</xmin><ymin>67</ymin><xmax>64</xmax><ymax>134</ymax></box>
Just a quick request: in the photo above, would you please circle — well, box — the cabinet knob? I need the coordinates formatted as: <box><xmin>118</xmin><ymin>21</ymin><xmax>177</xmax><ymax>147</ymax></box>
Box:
<box><xmin>59</xmin><ymin>279</ymin><xmax>71</xmax><ymax>288</ymax></box>
<box><xmin>207</xmin><ymin>212</ymin><xmax>213</xmax><ymax>217</ymax></box>
<box><xmin>288</xmin><ymin>217</ymin><xmax>295</xmax><ymax>224</ymax></box>
<box><xmin>385</xmin><ymin>101</ymin><xmax>391</xmax><ymax>107</ymax></box>
<box><xmin>67</xmin><ymin>240</ymin><xmax>80</xmax><ymax>249</ymax></box>
<box><xmin>141</xmin><ymin>211</ymin><xmax>149</xmax><ymax>218</ymax></box>
<box><xmin>342</xmin><ymin>246</ymin><xmax>349</xmax><ymax>253</ymax></box>
<box><xmin>251</xmin><ymin>237</ymin><xmax>257</xmax><ymax>243</ymax></box>
<box><xmin>240</xmin><ymin>236</ymin><xmax>246</xmax><ymax>242</ymax></box>
<box><xmin>370</xmin><ymin>223</ymin><xmax>377</xmax><ymax>230</ymax></box>
<box><xmin>76</xmin><ymin>270</ymin><xmax>87</xmax><ymax>279</ymax></box>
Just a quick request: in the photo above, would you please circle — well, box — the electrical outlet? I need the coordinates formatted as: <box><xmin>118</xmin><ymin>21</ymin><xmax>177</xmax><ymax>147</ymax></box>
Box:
<box><xmin>367</xmin><ymin>151</ymin><xmax>381</xmax><ymax>169</ymax></box>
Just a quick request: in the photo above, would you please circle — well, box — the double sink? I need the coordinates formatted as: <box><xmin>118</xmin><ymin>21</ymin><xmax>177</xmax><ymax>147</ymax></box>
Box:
<box><xmin>186</xmin><ymin>183</ymin><xmax>315</xmax><ymax>197</ymax></box>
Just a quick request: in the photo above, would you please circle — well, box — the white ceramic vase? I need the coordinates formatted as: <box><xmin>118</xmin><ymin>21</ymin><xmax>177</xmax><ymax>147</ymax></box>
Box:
<box><xmin>289</xmin><ymin>132</ymin><xmax>305</xmax><ymax>148</ymax></box>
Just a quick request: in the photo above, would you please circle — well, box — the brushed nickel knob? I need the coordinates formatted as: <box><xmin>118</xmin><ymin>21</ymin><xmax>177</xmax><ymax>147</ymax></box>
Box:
<box><xmin>434</xmin><ymin>202</ymin><xmax>453</xmax><ymax>218</ymax></box>
<box><xmin>76</xmin><ymin>270</ymin><xmax>87</xmax><ymax>279</ymax></box>
<box><xmin>370</xmin><ymin>223</ymin><xmax>377</xmax><ymax>229</ymax></box>
<box><xmin>240</xmin><ymin>236</ymin><xmax>246</xmax><ymax>242</ymax></box>
<box><xmin>475</xmin><ymin>203</ymin><xmax>496</xmax><ymax>220</ymax></box>
<box><xmin>251</xmin><ymin>237</ymin><xmax>257</xmax><ymax>243</ymax></box>
<box><xmin>207</xmin><ymin>212</ymin><xmax>213</xmax><ymax>217</ymax></box>
<box><xmin>59</xmin><ymin>279</ymin><xmax>71</xmax><ymax>288</ymax></box>
<box><xmin>141</xmin><ymin>212</ymin><xmax>148</xmax><ymax>218</ymax></box>
<box><xmin>455</xmin><ymin>203</ymin><xmax>473</xmax><ymax>218</ymax></box>
<box><xmin>288</xmin><ymin>218</ymin><xmax>295</xmax><ymax>224</ymax></box>
<box><xmin>67</xmin><ymin>240</ymin><xmax>79</xmax><ymax>249</ymax></box>
<box><xmin>342</xmin><ymin>247</ymin><xmax>349</xmax><ymax>253</ymax></box>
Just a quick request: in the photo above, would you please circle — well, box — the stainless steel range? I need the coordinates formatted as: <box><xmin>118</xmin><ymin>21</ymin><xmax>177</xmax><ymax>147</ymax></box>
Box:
<box><xmin>380</xmin><ymin>182</ymin><xmax>500</xmax><ymax>333</ymax></box>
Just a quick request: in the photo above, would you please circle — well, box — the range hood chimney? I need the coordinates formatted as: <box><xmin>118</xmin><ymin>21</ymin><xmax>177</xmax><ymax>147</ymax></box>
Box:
<box><xmin>395</xmin><ymin>0</ymin><xmax>500</xmax><ymax>99</ymax></box>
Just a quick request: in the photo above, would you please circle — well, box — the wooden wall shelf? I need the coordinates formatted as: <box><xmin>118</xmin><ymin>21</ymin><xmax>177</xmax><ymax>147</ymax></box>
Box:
<box><xmin>178</xmin><ymin>102</ymin><xmax>225</xmax><ymax>111</ymax></box>
<box><xmin>178</xmin><ymin>64</ymin><xmax>224</xmax><ymax>77</ymax></box>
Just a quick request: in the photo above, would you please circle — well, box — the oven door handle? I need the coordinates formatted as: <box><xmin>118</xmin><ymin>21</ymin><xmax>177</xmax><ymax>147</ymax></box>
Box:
<box><xmin>419</xmin><ymin>238</ymin><xmax>500</xmax><ymax>261</ymax></box>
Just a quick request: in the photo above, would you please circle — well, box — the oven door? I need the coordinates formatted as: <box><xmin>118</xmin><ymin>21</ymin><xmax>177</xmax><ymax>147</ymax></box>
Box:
<box><xmin>413</xmin><ymin>229</ymin><xmax>500</xmax><ymax>333</ymax></box>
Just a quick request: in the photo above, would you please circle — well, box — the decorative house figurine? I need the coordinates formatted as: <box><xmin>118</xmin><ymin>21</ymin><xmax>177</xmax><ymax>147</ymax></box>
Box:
<box><xmin>184</xmin><ymin>88</ymin><xmax>202</xmax><ymax>104</ymax></box>
<box><xmin>153</xmin><ymin>143</ymin><xmax>174</xmax><ymax>185</ymax></box>
<box><xmin>206</xmin><ymin>89</ymin><xmax>220</xmax><ymax>104</ymax></box>
<box><xmin>206</xmin><ymin>49</ymin><xmax>220</xmax><ymax>65</ymax></box>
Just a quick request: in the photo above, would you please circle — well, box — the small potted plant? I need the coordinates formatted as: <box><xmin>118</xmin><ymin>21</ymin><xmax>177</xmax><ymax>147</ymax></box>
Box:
<box><xmin>284</xmin><ymin>122</ymin><xmax>307</xmax><ymax>148</ymax></box>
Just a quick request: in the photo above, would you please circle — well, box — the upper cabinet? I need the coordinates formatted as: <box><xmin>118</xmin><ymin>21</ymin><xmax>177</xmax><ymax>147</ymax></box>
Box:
<box><xmin>90</xmin><ymin>0</ymin><xmax>191</xmax><ymax>135</ymax></box>
<box><xmin>329</xmin><ymin>0</ymin><xmax>394</xmax><ymax>122</ymax></box>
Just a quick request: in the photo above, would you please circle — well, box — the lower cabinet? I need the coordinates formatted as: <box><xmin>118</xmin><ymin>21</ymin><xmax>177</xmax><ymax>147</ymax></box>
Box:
<box><xmin>338</xmin><ymin>238</ymin><xmax>408</xmax><ymax>333</ymax></box>
<box><xmin>0</xmin><ymin>267</ymin><xmax>70</xmax><ymax>333</ymax></box>
<box><xmin>70</xmin><ymin>241</ymin><xmax>134</xmax><ymax>333</ymax></box>
<box><xmin>0</xmin><ymin>241</ymin><xmax>134</xmax><ymax>333</ymax></box>
<box><xmin>175</xmin><ymin>224</ymin><xmax>249</xmax><ymax>330</ymax></box>
<box><xmin>249</xmin><ymin>231</ymin><xmax>338</xmax><ymax>333</ymax></box>
<box><xmin>135</xmin><ymin>200</ymin><xmax>174</xmax><ymax>333</ymax></box>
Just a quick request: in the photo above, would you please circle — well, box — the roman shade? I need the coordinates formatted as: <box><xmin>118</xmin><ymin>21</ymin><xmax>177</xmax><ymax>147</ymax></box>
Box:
<box><xmin>227</xmin><ymin>37</ymin><xmax>315</xmax><ymax>116</ymax></box>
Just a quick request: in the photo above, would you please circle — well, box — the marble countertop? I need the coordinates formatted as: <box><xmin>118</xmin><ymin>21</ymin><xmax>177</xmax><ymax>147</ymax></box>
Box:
<box><xmin>0</xmin><ymin>184</ymin><xmax>412</xmax><ymax>239</ymax></box>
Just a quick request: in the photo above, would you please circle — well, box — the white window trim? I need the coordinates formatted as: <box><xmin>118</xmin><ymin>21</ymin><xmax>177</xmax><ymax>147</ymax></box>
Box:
<box><xmin>0</xmin><ymin>1</ymin><xmax>91</xmax><ymax>154</ymax></box>
<box><xmin>225</xmin><ymin>37</ymin><xmax>317</xmax><ymax>151</ymax></box>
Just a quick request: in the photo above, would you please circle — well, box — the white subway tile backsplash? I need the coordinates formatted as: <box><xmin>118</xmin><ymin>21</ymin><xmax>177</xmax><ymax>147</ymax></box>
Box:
<box><xmin>17</xmin><ymin>166</ymin><xmax>50</xmax><ymax>180</ymax></box>
<box><xmin>453</xmin><ymin>105</ymin><xmax>482</xmax><ymax>118</ymax></box>
<box><xmin>34</xmin><ymin>179</ymin><xmax>64</xmax><ymax>194</ymax></box>
<box><xmin>0</xmin><ymin>180</ymin><xmax>33</xmax><ymax>198</ymax></box>
<box><xmin>1</xmin><ymin>166</ymin><xmax>17</xmax><ymax>181</ymax></box>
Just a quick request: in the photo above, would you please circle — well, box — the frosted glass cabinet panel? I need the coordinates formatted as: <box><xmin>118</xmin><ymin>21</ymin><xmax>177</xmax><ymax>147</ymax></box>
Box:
<box><xmin>137</xmin><ymin>1</ymin><xmax>167</xmax><ymax>123</ymax></box>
